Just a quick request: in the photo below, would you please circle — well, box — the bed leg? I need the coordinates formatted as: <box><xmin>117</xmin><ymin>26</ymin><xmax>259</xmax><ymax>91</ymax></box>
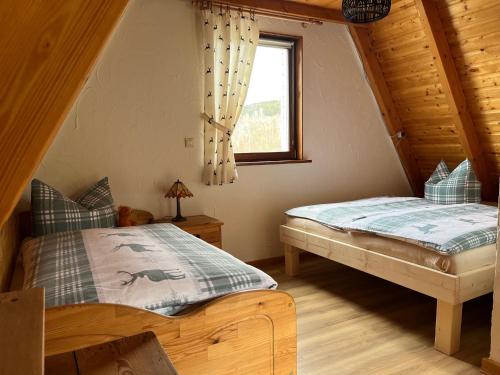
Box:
<box><xmin>284</xmin><ymin>244</ymin><xmax>300</xmax><ymax>276</ymax></box>
<box><xmin>434</xmin><ymin>300</ymin><xmax>463</xmax><ymax>355</ymax></box>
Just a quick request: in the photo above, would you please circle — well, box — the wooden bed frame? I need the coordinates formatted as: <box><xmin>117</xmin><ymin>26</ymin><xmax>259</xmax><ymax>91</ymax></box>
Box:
<box><xmin>43</xmin><ymin>290</ymin><xmax>296</xmax><ymax>375</ymax></box>
<box><xmin>11</xmin><ymin>258</ymin><xmax>296</xmax><ymax>374</ymax></box>
<box><xmin>280</xmin><ymin>224</ymin><xmax>495</xmax><ymax>356</ymax></box>
<box><xmin>11</xmin><ymin>214</ymin><xmax>297</xmax><ymax>375</ymax></box>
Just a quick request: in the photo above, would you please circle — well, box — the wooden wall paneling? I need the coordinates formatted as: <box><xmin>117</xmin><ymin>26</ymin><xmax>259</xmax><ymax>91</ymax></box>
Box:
<box><xmin>0</xmin><ymin>0</ymin><xmax>129</xmax><ymax>229</ymax></box>
<box><xmin>349</xmin><ymin>26</ymin><xmax>423</xmax><ymax>196</ymax></box>
<box><xmin>414</xmin><ymin>0</ymin><xmax>495</xmax><ymax>200</ymax></box>
<box><xmin>0</xmin><ymin>214</ymin><xmax>19</xmax><ymax>292</ymax></box>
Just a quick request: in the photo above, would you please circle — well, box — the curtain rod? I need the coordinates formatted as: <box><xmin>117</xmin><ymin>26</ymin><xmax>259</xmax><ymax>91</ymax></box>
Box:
<box><xmin>193</xmin><ymin>0</ymin><xmax>323</xmax><ymax>25</ymax></box>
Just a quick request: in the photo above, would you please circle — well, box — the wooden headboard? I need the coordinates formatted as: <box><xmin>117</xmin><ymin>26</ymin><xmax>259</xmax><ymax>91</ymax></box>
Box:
<box><xmin>0</xmin><ymin>214</ymin><xmax>20</xmax><ymax>292</ymax></box>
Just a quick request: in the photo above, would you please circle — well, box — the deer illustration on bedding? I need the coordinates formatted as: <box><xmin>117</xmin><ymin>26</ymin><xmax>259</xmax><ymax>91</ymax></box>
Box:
<box><xmin>286</xmin><ymin>197</ymin><xmax>498</xmax><ymax>254</ymax></box>
<box><xmin>113</xmin><ymin>243</ymin><xmax>156</xmax><ymax>252</ymax></box>
<box><xmin>21</xmin><ymin>223</ymin><xmax>277</xmax><ymax>315</ymax></box>
<box><xmin>119</xmin><ymin>269</ymin><xmax>186</xmax><ymax>285</ymax></box>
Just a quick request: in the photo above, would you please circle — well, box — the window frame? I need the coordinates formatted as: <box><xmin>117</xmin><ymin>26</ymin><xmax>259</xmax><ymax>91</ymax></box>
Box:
<box><xmin>234</xmin><ymin>32</ymin><xmax>303</xmax><ymax>164</ymax></box>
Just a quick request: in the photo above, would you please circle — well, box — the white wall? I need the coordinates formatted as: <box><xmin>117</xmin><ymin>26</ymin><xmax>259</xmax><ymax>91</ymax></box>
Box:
<box><xmin>20</xmin><ymin>0</ymin><xmax>411</xmax><ymax>261</ymax></box>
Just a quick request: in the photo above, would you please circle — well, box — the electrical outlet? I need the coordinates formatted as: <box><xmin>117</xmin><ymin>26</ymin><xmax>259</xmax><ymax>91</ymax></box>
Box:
<box><xmin>184</xmin><ymin>137</ymin><xmax>194</xmax><ymax>148</ymax></box>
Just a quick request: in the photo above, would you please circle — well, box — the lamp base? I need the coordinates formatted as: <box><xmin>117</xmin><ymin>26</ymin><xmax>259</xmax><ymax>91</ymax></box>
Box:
<box><xmin>172</xmin><ymin>196</ymin><xmax>187</xmax><ymax>222</ymax></box>
<box><xmin>171</xmin><ymin>215</ymin><xmax>187</xmax><ymax>222</ymax></box>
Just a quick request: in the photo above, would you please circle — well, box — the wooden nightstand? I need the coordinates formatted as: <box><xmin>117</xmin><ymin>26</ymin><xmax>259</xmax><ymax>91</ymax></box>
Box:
<box><xmin>154</xmin><ymin>215</ymin><xmax>223</xmax><ymax>248</ymax></box>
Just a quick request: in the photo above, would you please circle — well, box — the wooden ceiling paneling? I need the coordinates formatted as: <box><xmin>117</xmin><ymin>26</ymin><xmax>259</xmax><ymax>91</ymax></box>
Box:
<box><xmin>439</xmin><ymin>0</ymin><xmax>500</xmax><ymax>188</ymax></box>
<box><xmin>368</xmin><ymin>1</ymin><xmax>467</xmax><ymax>186</ymax></box>
<box><xmin>288</xmin><ymin>0</ymin><xmax>500</xmax><ymax>196</ymax></box>
<box><xmin>350</xmin><ymin>26</ymin><xmax>423</xmax><ymax>195</ymax></box>
<box><xmin>415</xmin><ymin>0</ymin><xmax>493</xmax><ymax>198</ymax></box>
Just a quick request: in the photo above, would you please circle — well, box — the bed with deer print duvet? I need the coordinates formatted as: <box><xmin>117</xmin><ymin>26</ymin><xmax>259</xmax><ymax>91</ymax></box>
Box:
<box><xmin>21</xmin><ymin>223</ymin><xmax>277</xmax><ymax>315</ymax></box>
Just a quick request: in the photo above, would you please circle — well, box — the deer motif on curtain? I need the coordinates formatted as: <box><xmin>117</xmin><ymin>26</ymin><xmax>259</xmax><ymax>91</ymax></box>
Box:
<box><xmin>202</xmin><ymin>8</ymin><xmax>259</xmax><ymax>185</ymax></box>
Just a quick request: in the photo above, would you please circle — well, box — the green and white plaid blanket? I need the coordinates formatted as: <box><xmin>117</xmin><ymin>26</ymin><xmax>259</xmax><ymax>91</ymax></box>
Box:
<box><xmin>286</xmin><ymin>197</ymin><xmax>498</xmax><ymax>255</ymax></box>
<box><xmin>22</xmin><ymin>224</ymin><xmax>277</xmax><ymax>315</ymax></box>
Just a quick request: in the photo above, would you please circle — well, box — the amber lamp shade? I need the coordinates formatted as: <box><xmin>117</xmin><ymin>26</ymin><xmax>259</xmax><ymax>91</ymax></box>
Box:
<box><xmin>165</xmin><ymin>179</ymin><xmax>193</xmax><ymax>222</ymax></box>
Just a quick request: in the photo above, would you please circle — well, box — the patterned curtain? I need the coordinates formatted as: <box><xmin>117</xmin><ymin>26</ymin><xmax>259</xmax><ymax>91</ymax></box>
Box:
<box><xmin>202</xmin><ymin>9</ymin><xmax>259</xmax><ymax>185</ymax></box>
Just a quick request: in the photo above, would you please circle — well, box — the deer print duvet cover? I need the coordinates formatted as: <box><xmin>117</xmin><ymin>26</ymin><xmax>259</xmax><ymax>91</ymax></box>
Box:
<box><xmin>286</xmin><ymin>197</ymin><xmax>498</xmax><ymax>255</ymax></box>
<box><xmin>21</xmin><ymin>224</ymin><xmax>277</xmax><ymax>315</ymax></box>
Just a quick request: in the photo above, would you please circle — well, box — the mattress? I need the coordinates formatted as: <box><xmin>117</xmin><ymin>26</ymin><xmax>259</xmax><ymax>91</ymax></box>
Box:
<box><xmin>286</xmin><ymin>216</ymin><xmax>496</xmax><ymax>275</ymax></box>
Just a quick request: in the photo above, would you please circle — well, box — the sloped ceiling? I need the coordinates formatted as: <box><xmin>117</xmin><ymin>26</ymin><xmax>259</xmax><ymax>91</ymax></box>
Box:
<box><xmin>1</xmin><ymin>0</ymin><xmax>498</xmax><ymax>229</ymax></box>
<box><xmin>293</xmin><ymin>0</ymin><xmax>500</xmax><ymax>199</ymax></box>
<box><xmin>0</xmin><ymin>0</ymin><xmax>128</xmax><ymax>228</ymax></box>
<box><xmin>369</xmin><ymin>0</ymin><xmax>499</xmax><ymax>199</ymax></box>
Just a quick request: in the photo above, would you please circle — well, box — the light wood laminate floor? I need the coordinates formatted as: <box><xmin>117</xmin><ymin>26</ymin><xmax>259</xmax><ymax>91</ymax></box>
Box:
<box><xmin>261</xmin><ymin>256</ymin><xmax>491</xmax><ymax>375</ymax></box>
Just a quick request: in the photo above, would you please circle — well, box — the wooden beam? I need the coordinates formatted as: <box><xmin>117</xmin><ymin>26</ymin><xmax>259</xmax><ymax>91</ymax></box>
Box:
<box><xmin>482</xmin><ymin>196</ymin><xmax>500</xmax><ymax>372</ymax></box>
<box><xmin>414</xmin><ymin>0</ymin><xmax>494</xmax><ymax>200</ymax></box>
<box><xmin>0</xmin><ymin>0</ymin><xmax>129</xmax><ymax>228</ymax></box>
<box><xmin>214</xmin><ymin>0</ymin><xmax>345</xmax><ymax>24</ymax></box>
<box><xmin>349</xmin><ymin>26</ymin><xmax>423</xmax><ymax>196</ymax></box>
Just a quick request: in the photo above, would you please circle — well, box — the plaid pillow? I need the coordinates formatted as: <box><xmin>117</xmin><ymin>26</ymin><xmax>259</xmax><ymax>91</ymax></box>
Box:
<box><xmin>424</xmin><ymin>159</ymin><xmax>481</xmax><ymax>204</ymax></box>
<box><xmin>31</xmin><ymin>178</ymin><xmax>117</xmax><ymax>236</ymax></box>
<box><xmin>426</xmin><ymin>160</ymin><xmax>449</xmax><ymax>184</ymax></box>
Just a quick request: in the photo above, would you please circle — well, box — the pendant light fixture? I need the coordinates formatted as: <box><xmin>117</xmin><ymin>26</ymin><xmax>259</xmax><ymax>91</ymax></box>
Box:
<box><xmin>342</xmin><ymin>0</ymin><xmax>392</xmax><ymax>23</ymax></box>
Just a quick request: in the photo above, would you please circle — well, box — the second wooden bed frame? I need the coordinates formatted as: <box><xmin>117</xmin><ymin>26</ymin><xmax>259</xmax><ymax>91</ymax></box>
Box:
<box><xmin>280</xmin><ymin>223</ymin><xmax>496</xmax><ymax>356</ymax></box>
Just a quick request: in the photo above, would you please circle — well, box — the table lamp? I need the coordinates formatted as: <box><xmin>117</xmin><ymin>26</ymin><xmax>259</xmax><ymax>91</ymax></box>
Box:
<box><xmin>165</xmin><ymin>179</ymin><xmax>193</xmax><ymax>222</ymax></box>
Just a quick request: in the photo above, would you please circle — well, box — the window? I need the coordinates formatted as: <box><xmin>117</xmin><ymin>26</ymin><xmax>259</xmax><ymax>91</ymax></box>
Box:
<box><xmin>233</xmin><ymin>33</ymin><xmax>303</xmax><ymax>163</ymax></box>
